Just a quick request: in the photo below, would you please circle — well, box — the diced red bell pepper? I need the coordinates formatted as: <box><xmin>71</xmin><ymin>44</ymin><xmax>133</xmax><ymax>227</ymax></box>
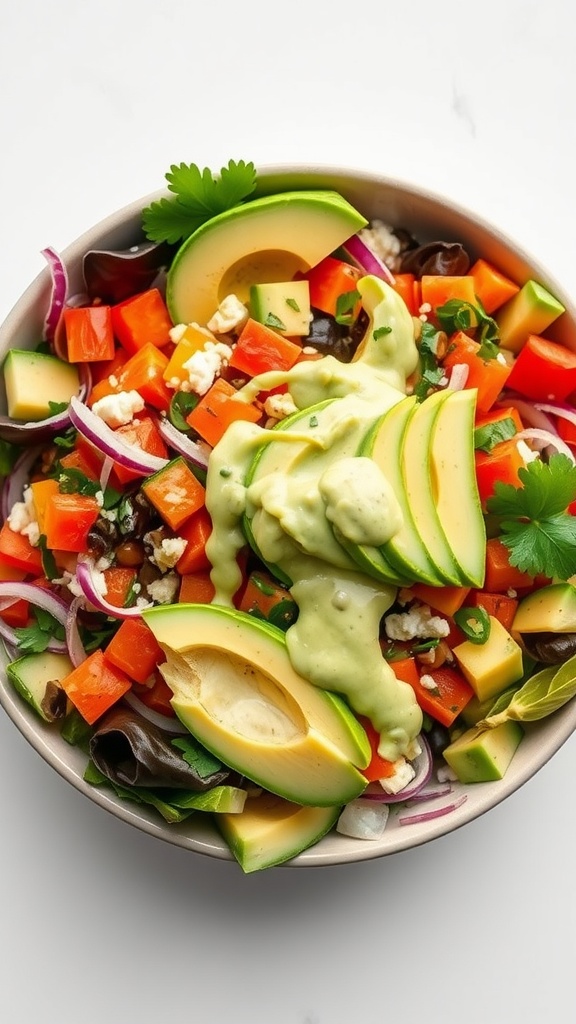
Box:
<box><xmin>303</xmin><ymin>256</ymin><xmax>362</xmax><ymax>319</ymax></box>
<box><xmin>175</xmin><ymin>506</ymin><xmax>213</xmax><ymax>574</ymax></box>
<box><xmin>505</xmin><ymin>334</ymin><xmax>576</xmax><ymax>402</ymax></box>
<box><xmin>475</xmin><ymin>437</ymin><xmax>525</xmax><ymax>506</ymax></box>
<box><xmin>111</xmin><ymin>288</ymin><xmax>174</xmax><ymax>356</ymax></box>
<box><xmin>60</xmin><ymin>649</ymin><xmax>132</xmax><ymax>725</ymax></box>
<box><xmin>105</xmin><ymin>617</ymin><xmax>164</xmax><ymax>683</ymax></box>
<box><xmin>0</xmin><ymin>522</ymin><xmax>43</xmax><ymax>574</ymax></box>
<box><xmin>43</xmin><ymin>493</ymin><xmax>100</xmax><ymax>553</ymax></box>
<box><xmin>64</xmin><ymin>305</ymin><xmax>116</xmax><ymax>362</ymax></box>
<box><xmin>111</xmin><ymin>413</ymin><xmax>169</xmax><ymax>486</ymax></box>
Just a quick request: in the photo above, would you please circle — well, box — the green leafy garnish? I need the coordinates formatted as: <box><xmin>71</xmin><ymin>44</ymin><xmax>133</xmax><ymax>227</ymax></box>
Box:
<box><xmin>474</xmin><ymin>416</ymin><xmax>517</xmax><ymax>453</ymax></box>
<box><xmin>142</xmin><ymin>159</ymin><xmax>257</xmax><ymax>244</ymax></box>
<box><xmin>436</xmin><ymin>298</ymin><xmax>499</xmax><ymax>352</ymax></box>
<box><xmin>14</xmin><ymin>607</ymin><xmax>66</xmax><ymax>654</ymax></box>
<box><xmin>37</xmin><ymin>534</ymin><xmax>59</xmax><ymax>581</ymax></box>
<box><xmin>414</xmin><ymin>322</ymin><xmax>446</xmax><ymax>402</ymax></box>
<box><xmin>57</xmin><ymin>467</ymin><xmax>120</xmax><ymax>510</ymax></box>
<box><xmin>171</xmin><ymin>735</ymin><xmax>224</xmax><ymax>778</ymax></box>
<box><xmin>286</xmin><ymin>297</ymin><xmax>300</xmax><ymax>312</ymax></box>
<box><xmin>373</xmin><ymin>326</ymin><xmax>392</xmax><ymax>341</ymax></box>
<box><xmin>169</xmin><ymin>391</ymin><xmax>198</xmax><ymax>432</ymax></box>
<box><xmin>48</xmin><ymin>400</ymin><xmax>69</xmax><ymax>415</ymax></box>
<box><xmin>486</xmin><ymin>453</ymin><xmax>576</xmax><ymax>579</ymax></box>
<box><xmin>264</xmin><ymin>312</ymin><xmax>286</xmax><ymax>331</ymax></box>
<box><xmin>0</xmin><ymin>439</ymin><xmax>18</xmax><ymax>475</ymax></box>
<box><xmin>480</xmin><ymin>655</ymin><xmax>576</xmax><ymax>729</ymax></box>
<box><xmin>335</xmin><ymin>290</ymin><xmax>360</xmax><ymax>325</ymax></box>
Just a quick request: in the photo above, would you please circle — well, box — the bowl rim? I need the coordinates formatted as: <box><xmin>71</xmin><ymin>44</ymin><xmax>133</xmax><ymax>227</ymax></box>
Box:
<box><xmin>1</xmin><ymin>162</ymin><xmax>575</xmax><ymax>869</ymax></box>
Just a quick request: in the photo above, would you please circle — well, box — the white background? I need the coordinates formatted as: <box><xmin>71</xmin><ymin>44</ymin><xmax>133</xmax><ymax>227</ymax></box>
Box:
<box><xmin>0</xmin><ymin>2</ymin><xmax>574</xmax><ymax>1021</ymax></box>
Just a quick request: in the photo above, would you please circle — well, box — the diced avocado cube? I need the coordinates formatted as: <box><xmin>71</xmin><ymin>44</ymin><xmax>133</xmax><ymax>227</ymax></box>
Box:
<box><xmin>496</xmin><ymin>280</ymin><xmax>565</xmax><ymax>354</ymax></box>
<box><xmin>512</xmin><ymin>582</ymin><xmax>576</xmax><ymax>633</ymax></box>
<box><xmin>249</xmin><ymin>280</ymin><xmax>312</xmax><ymax>336</ymax></box>
<box><xmin>443</xmin><ymin>721</ymin><xmax>524</xmax><ymax>783</ymax></box>
<box><xmin>3</xmin><ymin>349</ymin><xmax>80</xmax><ymax>421</ymax></box>
<box><xmin>7</xmin><ymin>651</ymin><xmax>73</xmax><ymax>721</ymax></box>
<box><xmin>453</xmin><ymin>615</ymin><xmax>524</xmax><ymax>703</ymax></box>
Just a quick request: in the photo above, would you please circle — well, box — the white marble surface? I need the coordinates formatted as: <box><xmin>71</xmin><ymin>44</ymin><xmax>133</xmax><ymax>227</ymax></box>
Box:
<box><xmin>0</xmin><ymin>2</ymin><xmax>574</xmax><ymax>1021</ymax></box>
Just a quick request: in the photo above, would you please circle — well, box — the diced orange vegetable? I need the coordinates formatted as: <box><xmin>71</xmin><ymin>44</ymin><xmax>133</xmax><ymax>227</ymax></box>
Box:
<box><xmin>409</xmin><ymin>583</ymin><xmax>471</xmax><ymax>617</ymax></box>
<box><xmin>229</xmin><ymin>318</ymin><xmax>302</xmax><ymax>377</ymax></box>
<box><xmin>60</xmin><ymin>649</ymin><xmax>132</xmax><ymax>725</ymax></box>
<box><xmin>357</xmin><ymin>716</ymin><xmax>396</xmax><ymax>782</ymax></box>
<box><xmin>64</xmin><ymin>305</ymin><xmax>116</xmax><ymax>362</ymax></box>
<box><xmin>474</xmin><ymin>404</ymin><xmax>524</xmax><ymax>433</ymax></box>
<box><xmin>391</xmin><ymin>273</ymin><xmax>420</xmax><ymax>316</ymax></box>
<box><xmin>102</xmin><ymin>567</ymin><xmax>138</xmax><ymax>608</ymax></box>
<box><xmin>468</xmin><ymin>590</ymin><xmax>518</xmax><ymax>631</ymax></box>
<box><xmin>178</xmin><ymin>570</ymin><xmax>216</xmax><ymax>604</ymax></box>
<box><xmin>29</xmin><ymin>478</ymin><xmax>60</xmax><ymax>535</ymax></box>
<box><xmin>303</xmin><ymin>256</ymin><xmax>362</xmax><ymax>319</ymax></box>
<box><xmin>442</xmin><ymin>330</ymin><xmax>513</xmax><ymax>411</ymax></box>
<box><xmin>238</xmin><ymin>569</ymin><xmax>294</xmax><ymax>620</ymax></box>
<box><xmin>105</xmin><ymin>617</ymin><xmax>163</xmax><ymax>683</ymax></box>
<box><xmin>142</xmin><ymin>457</ymin><xmax>206</xmax><ymax>531</ymax></box>
<box><xmin>111</xmin><ymin>413</ymin><xmax>169</xmax><ymax>486</ymax></box>
<box><xmin>0</xmin><ymin>560</ymin><xmax>26</xmax><ymax>583</ymax></box>
<box><xmin>405</xmin><ymin>663</ymin><xmax>475</xmax><ymax>727</ymax></box>
<box><xmin>89</xmin><ymin>346</ymin><xmax>128</xmax><ymax>386</ymax></box>
<box><xmin>0</xmin><ymin>522</ymin><xmax>43</xmax><ymax>573</ymax></box>
<box><xmin>111</xmin><ymin>288</ymin><xmax>174</xmax><ymax>355</ymax></box>
<box><xmin>90</xmin><ymin>343</ymin><xmax>172</xmax><ymax>412</ymax></box>
<box><xmin>469</xmin><ymin>258</ymin><xmax>520</xmax><ymax>314</ymax></box>
<box><xmin>43</xmin><ymin>493</ymin><xmax>100</xmax><ymax>553</ymax></box>
<box><xmin>420</xmin><ymin>275</ymin><xmax>477</xmax><ymax>313</ymax></box>
<box><xmin>186</xmin><ymin>378</ymin><xmax>261</xmax><ymax>448</ymax></box>
<box><xmin>175</xmin><ymin>506</ymin><xmax>213</xmax><ymax>574</ymax></box>
<box><xmin>59</xmin><ymin>446</ymin><xmax>102</xmax><ymax>483</ymax></box>
<box><xmin>475</xmin><ymin>437</ymin><xmax>525</xmax><ymax>506</ymax></box>
<box><xmin>484</xmin><ymin>537</ymin><xmax>534</xmax><ymax>593</ymax></box>
<box><xmin>0</xmin><ymin>560</ymin><xmax>30</xmax><ymax>625</ymax></box>
<box><xmin>506</xmin><ymin>334</ymin><xmax>576</xmax><ymax>402</ymax></box>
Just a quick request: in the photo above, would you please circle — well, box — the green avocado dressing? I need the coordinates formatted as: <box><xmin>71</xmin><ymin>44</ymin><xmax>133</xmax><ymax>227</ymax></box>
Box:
<box><xmin>204</xmin><ymin>276</ymin><xmax>424</xmax><ymax>761</ymax></box>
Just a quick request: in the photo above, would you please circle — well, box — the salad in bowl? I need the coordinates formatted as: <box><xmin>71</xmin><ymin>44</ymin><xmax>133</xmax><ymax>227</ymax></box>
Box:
<box><xmin>1</xmin><ymin>160</ymin><xmax>576</xmax><ymax>872</ymax></box>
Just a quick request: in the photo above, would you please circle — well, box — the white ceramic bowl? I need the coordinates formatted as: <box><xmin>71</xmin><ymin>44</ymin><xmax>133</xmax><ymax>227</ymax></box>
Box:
<box><xmin>1</xmin><ymin>165</ymin><xmax>575</xmax><ymax>868</ymax></box>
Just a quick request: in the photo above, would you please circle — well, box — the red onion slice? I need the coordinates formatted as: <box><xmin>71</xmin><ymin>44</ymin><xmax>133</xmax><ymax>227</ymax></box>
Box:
<box><xmin>534</xmin><ymin>401</ymin><xmax>576</xmax><ymax>429</ymax></box>
<box><xmin>122</xmin><ymin>690</ymin><xmax>188</xmax><ymax>735</ymax></box>
<box><xmin>69</xmin><ymin>396</ymin><xmax>169</xmax><ymax>476</ymax></box>
<box><xmin>1</xmin><ymin>446</ymin><xmax>42</xmax><ymax>523</ymax></box>
<box><xmin>75</xmin><ymin>558</ymin><xmax>152</xmax><ymax>619</ymax></box>
<box><xmin>446</xmin><ymin>363</ymin><xmax>470</xmax><ymax>391</ymax></box>
<box><xmin>399</xmin><ymin>793</ymin><xmax>467</xmax><ymax>825</ymax></box>
<box><xmin>360</xmin><ymin>734</ymin><xmax>433</xmax><ymax>804</ymax></box>
<box><xmin>0</xmin><ymin>580</ymin><xmax>71</xmax><ymax>653</ymax></box>
<box><xmin>156</xmin><ymin>416</ymin><xmax>210</xmax><ymax>469</ymax></box>
<box><xmin>65</xmin><ymin>596</ymin><xmax>88</xmax><ymax>667</ymax></box>
<box><xmin>341</xmin><ymin>233</ymin><xmax>395</xmax><ymax>284</ymax></box>
<box><xmin>501</xmin><ymin>396</ymin><xmax>558</xmax><ymax>434</ymax></box>
<box><xmin>516</xmin><ymin>427</ymin><xmax>575</xmax><ymax>461</ymax></box>
<box><xmin>41</xmin><ymin>247</ymin><xmax>69</xmax><ymax>344</ymax></box>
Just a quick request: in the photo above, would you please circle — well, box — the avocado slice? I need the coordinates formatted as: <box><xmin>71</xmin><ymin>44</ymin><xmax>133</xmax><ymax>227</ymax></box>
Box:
<box><xmin>496</xmin><ymin>280</ymin><xmax>565</xmax><ymax>354</ymax></box>
<box><xmin>250</xmin><ymin>280</ymin><xmax>312</xmax><ymax>336</ymax></box>
<box><xmin>217</xmin><ymin>791</ymin><xmax>340</xmax><ymax>872</ymax></box>
<box><xmin>442</xmin><ymin>721</ymin><xmax>524</xmax><ymax>783</ymax></box>
<box><xmin>166</xmin><ymin>190</ymin><xmax>367</xmax><ymax>326</ymax></box>
<box><xmin>3</xmin><ymin>349</ymin><xmax>80</xmax><ymax>421</ymax></box>
<box><xmin>7</xmin><ymin>651</ymin><xmax>73</xmax><ymax>721</ymax></box>
<box><xmin>142</xmin><ymin>603</ymin><xmax>370</xmax><ymax>806</ymax></box>
<box><xmin>512</xmin><ymin>583</ymin><xmax>576</xmax><ymax>633</ymax></box>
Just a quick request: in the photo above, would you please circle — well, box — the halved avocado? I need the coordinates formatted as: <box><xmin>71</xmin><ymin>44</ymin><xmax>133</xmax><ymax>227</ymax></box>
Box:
<box><xmin>166</xmin><ymin>190</ymin><xmax>368</xmax><ymax>326</ymax></box>
<box><xmin>142</xmin><ymin>603</ymin><xmax>369</xmax><ymax>806</ymax></box>
<box><xmin>511</xmin><ymin>583</ymin><xmax>576</xmax><ymax>633</ymax></box>
<box><xmin>217</xmin><ymin>791</ymin><xmax>340</xmax><ymax>873</ymax></box>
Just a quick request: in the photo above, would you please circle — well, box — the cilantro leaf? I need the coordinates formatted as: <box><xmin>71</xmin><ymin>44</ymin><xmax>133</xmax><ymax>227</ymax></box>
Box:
<box><xmin>14</xmin><ymin>608</ymin><xmax>66</xmax><ymax>654</ymax></box>
<box><xmin>436</xmin><ymin>298</ymin><xmax>500</xmax><ymax>351</ymax></box>
<box><xmin>142</xmin><ymin>159</ymin><xmax>257</xmax><ymax>244</ymax></box>
<box><xmin>487</xmin><ymin>454</ymin><xmax>576</xmax><ymax>578</ymax></box>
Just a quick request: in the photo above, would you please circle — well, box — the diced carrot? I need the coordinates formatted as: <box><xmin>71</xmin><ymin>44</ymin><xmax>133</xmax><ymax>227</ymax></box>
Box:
<box><xmin>111</xmin><ymin>288</ymin><xmax>174</xmax><ymax>355</ymax></box>
<box><xmin>102</xmin><ymin>567</ymin><xmax>138</xmax><ymax>608</ymax></box>
<box><xmin>142</xmin><ymin>457</ymin><xmax>206</xmax><ymax>531</ymax></box>
<box><xmin>469</xmin><ymin>258</ymin><xmax>520</xmax><ymax>314</ymax></box>
<box><xmin>186</xmin><ymin>378</ymin><xmax>261</xmax><ymax>448</ymax></box>
<box><xmin>468</xmin><ymin>590</ymin><xmax>518</xmax><ymax>631</ymax></box>
<box><xmin>29</xmin><ymin>478</ymin><xmax>60</xmax><ymax>535</ymax></box>
<box><xmin>105</xmin><ymin>617</ymin><xmax>163</xmax><ymax>683</ymax></box>
<box><xmin>475</xmin><ymin>437</ymin><xmax>525</xmax><ymax>506</ymax></box>
<box><xmin>229</xmin><ymin>319</ymin><xmax>302</xmax><ymax>377</ymax></box>
<box><xmin>178</xmin><ymin>570</ymin><xmax>215</xmax><ymax>604</ymax></box>
<box><xmin>60</xmin><ymin>649</ymin><xmax>132</xmax><ymax>725</ymax></box>
<box><xmin>505</xmin><ymin>334</ymin><xmax>576</xmax><ymax>402</ymax></box>
<box><xmin>0</xmin><ymin>522</ymin><xmax>43</xmax><ymax>573</ymax></box>
<box><xmin>43</xmin><ymin>493</ymin><xmax>100</xmax><ymax>553</ymax></box>
<box><xmin>64</xmin><ymin>305</ymin><xmax>116</xmax><ymax>362</ymax></box>
<box><xmin>175</xmin><ymin>506</ymin><xmax>213</xmax><ymax>574</ymax></box>
<box><xmin>409</xmin><ymin>583</ymin><xmax>471</xmax><ymax>617</ymax></box>
<box><xmin>442</xmin><ymin>330</ymin><xmax>513</xmax><ymax>412</ymax></box>
<box><xmin>303</xmin><ymin>256</ymin><xmax>362</xmax><ymax>319</ymax></box>
<box><xmin>420</xmin><ymin>275</ymin><xmax>477</xmax><ymax>313</ymax></box>
<box><xmin>483</xmin><ymin>537</ymin><xmax>534</xmax><ymax>593</ymax></box>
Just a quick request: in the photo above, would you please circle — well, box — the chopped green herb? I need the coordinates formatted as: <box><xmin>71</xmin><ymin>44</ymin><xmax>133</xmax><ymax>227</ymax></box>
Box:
<box><xmin>37</xmin><ymin>534</ymin><xmax>59</xmax><ymax>581</ymax></box>
<box><xmin>14</xmin><ymin>608</ymin><xmax>66</xmax><ymax>654</ymax></box>
<box><xmin>373</xmin><ymin>326</ymin><xmax>392</xmax><ymax>340</ymax></box>
<box><xmin>169</xmin><ymin>391</ymin><xmax>198</xmax><ymax>432</ymax></box>
<box><xmin>171</xmin><ymin>735</ymin><xmax>224</xmax><ymax>778</ymax></box>
<box><xmin>309</xmin><ymin>415</ymin><xmax>318</xmax><ymax>427</ymax></box>
<box><xmin>286</xmin><ymin>297</ymin><xmax>300</xmax><ymax>312</ymax></box>
<box><xmin>335</xmin><ymin>289</ymin><xmax>361</xmax><ymax>325</ymax></box>
<box><xmin>53</xmin><ymin>427</ymin><xmax>76</xmax><ymax>450</ymax></box>
<box><xmin>436</xmin><ymin>298</ymin><xmax>500</xmax><ymax>351</ymax></box>
<box><xmin>48</xmin><ymin>400</ymin><xmax>69</xmax><ymax>415</ymax></box>
<box><xmin>474</xmin><ymin>416</ymin><xmax>517</xmax><ymax>453</ymax></box>
<box><xmin>142</xmin><ymin>159</ymin><xmax>257</xmax><ymax>245</ymax></box>
<box><xmin>219</xmin><ymin>467</ymin><xmax>232</xmax><ymax>478</ymax></box>
<box><xmin>413</xmin><ymin>322</ymin><xmax>446</xmax><ymax>402</ymax></box>
<box><xmin>264</xmin><ymin>312</ymin><xmax>286</xmax><ymax>331</ymax></box>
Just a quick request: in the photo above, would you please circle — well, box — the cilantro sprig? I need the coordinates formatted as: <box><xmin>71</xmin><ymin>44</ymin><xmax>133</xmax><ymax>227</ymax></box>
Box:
<box><xmin>142</xmin><ymin>159</ymin><xmax>257</xmax><ymax>244</ymax></box>
<box><xmin>487</xmin><ymin>453</ymin><xmax>576</xmax><ymax>579</ymax></box>
<box><xmin>436</xmin><ymin>298</ymin><xmax>500</xmax><ymax>356</ymax></box>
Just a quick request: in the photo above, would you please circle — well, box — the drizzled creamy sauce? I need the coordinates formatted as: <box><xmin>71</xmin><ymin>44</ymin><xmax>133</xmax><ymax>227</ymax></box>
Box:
<box><xmin>204</xmin><ymin>277</ymin><xmax>424</xmax><ymax>761</ymax></box>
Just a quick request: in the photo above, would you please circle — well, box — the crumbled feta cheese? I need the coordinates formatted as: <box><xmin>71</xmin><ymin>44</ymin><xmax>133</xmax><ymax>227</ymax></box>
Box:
<box><xmin>358</xmin><ymin>220</ymin><xmax>402</xmax><ymax>272</ymax></box>
<box><xmin>384</xmin><ymin>604</ymin><xmax>450</xmax><ymax>641</ymax></box>
<box><xmin>147</xmin><ymin>574</ymin><xmax>179</xmax><ymax>605</ymax></box>
<box><xmin>420</xmin><ymin>673</ymin><xmax>439</xmax><ymax>691</ymax></box>
<box><xmin>148</xmin><ymin>536</ymin><xmax>187</xmax><ymax>572</ymax></box>
<box><xmin>183</xmin><ymin>341</ymin><xmax>233</xmax><ymax>396</ymax></box>
<box><xmin>56</xmin><ymin>571</ymin><xmax>84</xmax><ymax>598</ymax></box>
<box><xmin>169</xmin><ymin>323</ymin><xmax>187</xmax><ymax>343</ymax></box>
<box><xmin>437</xmin><ymin>764</ymin><xmax>457</xmax><ymax>784</ymax></box>
<box><xmin>95</xmin><ymin>490</ymin><xmax>104</xmax><ymax>508</ymax></box>
<box><xmin>7</xmin><ymin>485</ymin><xmax>40</xmax><ymax>546</ymax></box>
<box><xmin>92</xmin><ymin>389</ymin><xmax>145</xmax><ymax>428</ymax></box>
<box><xmin>379</xmin><ymin>758</ymin><xmax>416</xmax><ymax>795</ymax></box>
<box><xmin>207</xmin><ymin>294</ymin><xmax>249</xmax><ymax>335</ymax></box>
<box><xmin>336</xmin><ymin>799</ymin><xmax>390</xmax><ymax>840</ymax></box>
<box><xmin>263</xmin><ymin>392</ymin><xmax>298</xmax><ymax>421</ymax></box>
